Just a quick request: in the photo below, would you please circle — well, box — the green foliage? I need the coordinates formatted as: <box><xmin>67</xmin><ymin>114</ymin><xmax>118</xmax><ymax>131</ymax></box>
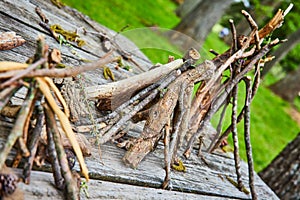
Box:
<box><xmin>271</xmin><ymin>1</ymin><xmax>300</xmax><ymax>72</ymax></box>
<box><xmin>62</xmin><ymin>0</ymin><xmax>180</xmax><ymax>31</ymax></box>
<box><xmin>294</xmin><ymin>97</ymin><xmax>300</xmax><ymax>111</ymax></box>
<box><xmin>279</xmin><ymin>44</ymin><xmax>300</xmax><ymax>72</ymax></box>
<box><xmin>122</xmin><ymin>28</ymin><xmax>183</xmax><ymax>63</ymax></box>
<box><xmin>251</xmin><ymin>0</ymin><xmax>276</xmax><ymax>18</ymax></box>
<box><xmin>63</xmin><ymin>0</ymin><xmax>181</xmax><ymax>62</ymax></box>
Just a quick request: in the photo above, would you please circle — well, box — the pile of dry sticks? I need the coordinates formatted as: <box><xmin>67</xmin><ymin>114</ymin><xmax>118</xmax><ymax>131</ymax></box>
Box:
<box><xmin>0</xmin><ymin>4</ymin><xmax>292</xmax><ymax>200</ymax></box>
<box><xmin>92</xmin><ymin>6</ymin><xmax>292</xmax><ymax>200</ymax></box>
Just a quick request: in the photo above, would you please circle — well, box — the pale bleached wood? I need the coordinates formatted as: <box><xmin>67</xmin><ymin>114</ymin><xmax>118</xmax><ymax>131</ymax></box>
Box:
<box><xmin>85</xmin><ymin>59</ymin><xmax>183</xmax><ymax>110</ymax></box>
<box><xmin>16</xmin><ymin>169</ymin><xmax>226</xmax><ymax>200</ymax></box>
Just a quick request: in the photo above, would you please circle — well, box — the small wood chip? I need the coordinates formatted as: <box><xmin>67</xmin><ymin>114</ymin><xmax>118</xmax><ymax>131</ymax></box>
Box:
<box><xmin>0</xmin><ymin>32</ymin><xmax>26</xmax><ymax>51</ymax></box>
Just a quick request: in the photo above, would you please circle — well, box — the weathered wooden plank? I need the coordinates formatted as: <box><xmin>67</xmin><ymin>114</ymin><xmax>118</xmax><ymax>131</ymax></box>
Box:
<box><xmin>16</xmin><ymin>169</ymin><xmax>228</xmax><ymax>200</ymax></box>
<box><xmin>76</xmin><ymin>142</ymin><xmax>278</xmax><ymax>199</ymax></box>
<box><xmin>0</xmin><ymin>12</ymin><xmax>97</xmax><ymax>65</ymax></box>
<box><xmin>0</xmin><ymin>122</ymin><xmax>278</xmax><ymax>199</ymax></box>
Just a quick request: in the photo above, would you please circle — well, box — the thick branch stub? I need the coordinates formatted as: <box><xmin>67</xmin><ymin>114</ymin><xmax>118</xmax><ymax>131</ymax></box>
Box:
<box><xmin>183</xmin><ymin>47</ymin><xmax>201</xmax><ymax>62</ymax></box>
<box><xmin>87</xmin><ymin>59</ymin><xmax>183</xmax><ymax>111</ymax></box>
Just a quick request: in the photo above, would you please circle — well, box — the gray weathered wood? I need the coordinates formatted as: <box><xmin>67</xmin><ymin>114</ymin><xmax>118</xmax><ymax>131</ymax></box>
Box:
<box><xmin>16</xmin><ymin>169</ymin><xmax>226</xmax><ymax>200</ymax></box>
<box><xmin>0</xmin><ymin>122</ymin><xmax>278</xmax><ymax>199</ymax></box>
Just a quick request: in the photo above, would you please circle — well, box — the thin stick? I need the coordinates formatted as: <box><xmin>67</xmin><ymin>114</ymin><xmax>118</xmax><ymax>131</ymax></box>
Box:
<box><xmin>0</xmin><ymin>51</ymin><xmax>117</xmax><ymax>79</ymax></box>
<box><xmin>0</xmin><ymin>87</ymin><xmax>36</xmax><ymax>169</ymax></box>
<box><xmin>0</xmin><ymin>58</ymin><xmax>46</xmax><ymax>89</ymax></box>
<box><xmin>170</xmin><ymin>82</ymin><xmax>192</xmax><ymax>161</ymax></box>
<box><xmin>35</xmin><ymin>6</ymin><xmax>49</xmax><ymax>23</ymax></box>
<box><xmin>207</xmin><ymin>100</ymin><xmax>229</xmax><ymax>153</ymax></box>
<box><xmin>18</xmin><ymin>137</ymin><xmax>30</xmax><ymax>157</ymax></box>
<box><xmin>162</xmin><ymin>119</ymin><xmax>171</xmax><ymax>189</ymax></box>
<box><xmin>209</xmin><ymin>49</ymin><xmax>219</xmax><ymax>56</ymax></box>
<box><xmin>231</xmin><ymin>84</ymin><xmax>244</xmax><ymax>190</ymax></box>
<box><xmin>284</xmin><ymin>3</ymin><xmax>294</xmax><ymax>17</ymax></box>
<box><xmin>252</xmin><ymin>62</ymin><xmax>262</xmax><ymax>97</ymax></box>
<box><xmin>243</xmin><ymin>77</ymin><xmax>257</xmax><ymax>200</ymax></box>
<box><xmin>229</xmin><ymin>19</ymin><xmax>237</xmax><ymax>52</ymax></box>
<box><xmin>198</xmin><ymin>135</ymin><xmax>204</xmax><ymax>157</ymax></box>
<box><xmin>242</xmin><ymin>10</ymin><xmax>260</xmax><ymax>50</ymax></box>
<box><xmin>23</xmin><ymin>103</ymin><xmax>44</xmax><ymax>184</ymax></box>
<box><xmin>210</xmin><ymin>60</ymin><xmax>263</xmax><ymax>152</ymax></box>
<box><xmin>37</xmin><ymin>77</ymin><xmax>89</xmax><ymax>181</ymax></box>
<box><xmin>45</xmin><ymin>104</ymin><xmax>65</xmax><ymax>190</ymax></box>
<box><xmin>45</xmin><ymin>103</ymin><xmax>79</xmax><ymax>198</ymax></box>
<box><xmin>0</xmin><ymin>85</ymin><xmax>20</xmax><ymax>110</ymax></box>
<box><xmin>169</xmin><ymin>87</ymin><xmax>185</xmax><ymax>162</ymax></box>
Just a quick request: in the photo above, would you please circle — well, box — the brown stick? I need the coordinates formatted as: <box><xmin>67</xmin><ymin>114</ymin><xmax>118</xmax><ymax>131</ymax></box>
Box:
<box><xmin>0</xmin><ymin>87</ymin><xmax>37</xmax><ymax>169</ymax></box>
<box><xmin>0</xmin><ymin>51</ymin><xmax>117</xmax><ymax>79</ymax></box>
<box><xmin>243</xmin><ymin>77</ymin><xmax>257</xmax><ymax>200</ymax></box>
<box><xmin>23</xmin><ymin>103</ymin><xmax>44</xmax><ymax>184</ymax></box>
<box><xmin>44</xmin><ymin>103</ymin><xmax>79</xmax><ymax>199</ymax></box>
<box><xmin>0</xmin><ymin>58</ymin><xmax>46</xmax><ymax>89</ymax></box>
<box><xmin>0</xmin><ymin>85</ymin><xmax>20</xmax><ymax>111</ymax></box>
<box><xmin>231</xmin><ymin>84</ymin><xmax>244</xmax><ymax>191</ymax></box>
<box><xmin>35</xmin><ymin>6</ymin><xmax>49</xmax><ymax>23</ymax></box>
<box><xmin>162</xmin><ymin>119</ymin><xmax>171</xmax><ymax>189</ymax></box>
<box><xmin>44</xmin><ymin>104</ymin><xmax>65</xmax><ymax>190</ymax></box>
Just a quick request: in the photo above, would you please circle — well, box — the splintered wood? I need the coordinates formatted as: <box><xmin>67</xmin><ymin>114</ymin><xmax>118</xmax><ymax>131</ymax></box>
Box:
<box><xmin>0</xmin><ymin>32</ymin><xmax>25</xmax><ymax>51</ymax></box>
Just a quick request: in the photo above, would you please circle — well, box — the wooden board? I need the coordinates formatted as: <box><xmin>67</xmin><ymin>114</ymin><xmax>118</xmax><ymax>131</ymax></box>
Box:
<box><xmin>17</xmin><ymin>170</ymin><xmax>226</xmax><ymax>200</ymax></box>
<box><xmin>1</xmin><ymin>121</ymin><xmax>278</xmax><ymax>199</ymax></box>
<box><xmin>0</xmin><ymin>0</ymin><xmax>279</xmax><ymax>199</ymax></box>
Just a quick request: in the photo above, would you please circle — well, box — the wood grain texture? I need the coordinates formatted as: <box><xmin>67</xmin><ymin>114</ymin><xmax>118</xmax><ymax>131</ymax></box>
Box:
<box><xmin>1</xmin><ymin>122</ymin><xmax>278</xmax><ymax>199</ymax></box>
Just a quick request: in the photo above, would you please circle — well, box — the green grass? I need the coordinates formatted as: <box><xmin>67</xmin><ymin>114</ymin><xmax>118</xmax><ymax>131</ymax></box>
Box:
<box><xmin>63</xmin><ymin>0</ymin><xmax>180</xmax><ymax>31</ymax></box>
<box><xmin>63</xmin><ymin>0</ymin><xmax>300</xmax><ymax>172</ymax></box>
<box><xmin>122</xmin><ymin>28</ymin><xmax>183</xmax><ymax>63</ymax></box>
<box><xmin>63</xmin><ymin>0</ymin><xmax>182</xmax><ymax>63</ymax></box>
<box><xmin>250</xmin><ymin>87</ymin><xmax>299</xmax><ymax>170</ymax></box>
